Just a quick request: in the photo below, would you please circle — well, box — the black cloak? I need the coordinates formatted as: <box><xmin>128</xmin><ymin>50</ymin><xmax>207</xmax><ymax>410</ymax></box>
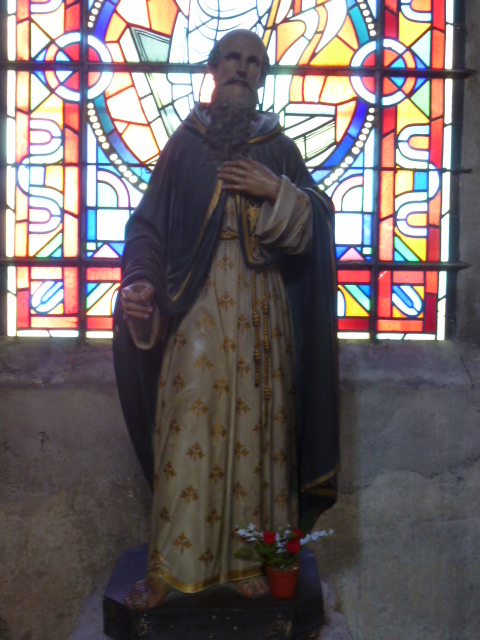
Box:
<box><xmin>113</xmin><ymin>106</ymin><xmax>339</xmax><ymax>519</ymax></box>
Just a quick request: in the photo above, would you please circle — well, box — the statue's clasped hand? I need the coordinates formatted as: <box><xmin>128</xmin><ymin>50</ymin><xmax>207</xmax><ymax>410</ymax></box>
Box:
<box><xmin>120</xmin><ymin>281</ymin><xmax>155</xmax><ymax>322</ymax></box>
<box><xmin>217</xmin><ymin>158</ymin><xmax>280</xmax><ymax>203</ymax></box>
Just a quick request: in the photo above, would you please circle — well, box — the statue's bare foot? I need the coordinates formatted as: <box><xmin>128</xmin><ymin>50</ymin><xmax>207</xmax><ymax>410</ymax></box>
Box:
<box><xmin>235</xmin><ymin>575</ymin><xmax>269</xmax><ymax>597</ymax></box>
<box><xmin>125</xmin><ymin>578</ymin><xmax>170</xmax><ymax>611</ymax></box>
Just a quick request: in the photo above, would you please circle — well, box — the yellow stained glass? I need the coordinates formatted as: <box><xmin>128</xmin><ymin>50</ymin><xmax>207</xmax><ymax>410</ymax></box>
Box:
<box><xmin>17</xmin><ymin>71</ymin><xmax>29</xmax><ymax>111</ymax></box>
<box><xmin>117</xmin><ymin>0</ymin><xmax>150</xmax><ymax>29</ymax></box>
<box><xmin>399</xmin><ymin>12</ymin><xmax>430</xmax><ymax>48</ymax></box>
<box><xmin>31</xmin><ymin>3</ymin><xmax>65</xmax><ymax>41</ymax></box>
<box><xmin>29</xmin><ymin>228</ymin><xmax>62</xmax><ymax>257</ymax></box>
<box><xmin>31</xmin><ymin>266</ymin><xmax>62</xmax><ymax>279</ymax></box>
<box><xmin>397</xmin><ymin>99</ymin><xmax>429</xmax><ymax>134</ymax></box>
<box><xmin>339</xmin><ymin>285</ymin><xmax>369</xmax><ymax>318</ymax></box>
<box><xmin>123</xmin><ymin>124</ymin><xmax>159</xmax><ymax>162</ymax></box>
<box><xmin>395</xmin><ymin>232</ymin><xmax>427</xmax><ymax>261</ymax></box>
<box><xmin>312</xmin><ymin>37</ymin><xmax>355</xmax><ymax>67</ymax></box>
<box><xmin>107</xmin><ymin>87</ymin><xmax>148</xmax><ymax>124</ymax></box>
<box><xmin>105</xmin><ymin>73</ymin><xmax>133</xmax><ymax>99</ymax></box>
<box><xmin>105</xmin><ymin>13</ymin><xmax>127</xmax><ymax>43</ymax></box>
<box><xmin>64</xmin><ymin>214</ymin><xmax>78</xmax><ymax>257</ymax></box>
<box><xmin>148</xmin><ymin>0</ymin><xmax>178</xmax><ymax>35</ymax></box>
<box><xmin>336</xmin><ymin>100</ymin><xmax>357</xmax><ymax>143</ymax></box>
<box><xmin>303</xmin><ymin>76</ymin><xmax>326</xmax><ymax>103</ymax></box>
<box><xmin>45</xmin><ymin>166</ymin><xmax>64</xmax><ymax>192</ymax></box>
<box><xmin>32</xmin><ymin>93</ymin><xmax>64</xmax><ymax>129</ymax></box>
<box><xmin>321</xmin><ymin>77</ymin><xmax>356</xmax><ymax>104</ymax></box>
<box><xmin>395</xmin><ymin>171</ymin><xmax>414</xmax><ymax>195</ymax></box>
<box><xmin>276</xmin><ymin>20</ymin><xmax>306</xmax><ymax>61</ymax></box>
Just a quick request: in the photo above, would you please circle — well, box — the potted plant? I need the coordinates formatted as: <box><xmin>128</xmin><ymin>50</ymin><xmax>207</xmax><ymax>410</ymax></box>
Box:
<box><xmin>235</xmin><ymin>524</ymin><xmax>333</xmax><ymax>598</ymax></box>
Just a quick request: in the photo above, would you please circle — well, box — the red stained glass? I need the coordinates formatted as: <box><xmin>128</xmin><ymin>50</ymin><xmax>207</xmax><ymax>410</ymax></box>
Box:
<box><xmin>17</xmin><ymin>290</ymin><xmax>30</xmax><ymax>328</ymax></box>
<box><xmin>87</xmin><ymin>317</ymin><xmax>114</xmax><ymax>330</ymax></box>
<box><xmin>338</xmin><ymin>319</ymin><xmax>370</xmax><ymax>332</ymax></box>
<box><xmin>377</xmin><ymin>319</ymin><xmax>423</xmax><ymax>332</ymax></box>
<box><xmin>87</xmin><ymin>268</ymin><xmax>122</xmax><ymax>281</ymax></box>
<box><xmin>424</xmin><ymin>295</ymin><xmax>437</xmax><ymax>332</ymax></box>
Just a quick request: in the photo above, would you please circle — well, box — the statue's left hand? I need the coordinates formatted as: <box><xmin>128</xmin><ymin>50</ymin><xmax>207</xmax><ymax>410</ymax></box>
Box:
<box><xmin>217</xmin><ymin>159</ymin><xmax>281</xmax><ymax>203</ymax></box>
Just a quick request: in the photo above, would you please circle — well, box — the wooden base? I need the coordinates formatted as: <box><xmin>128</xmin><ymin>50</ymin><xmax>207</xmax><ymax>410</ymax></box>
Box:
<box><xmin>103</xmin><ymin>545</ymin><xmax>324</xmax><ymax>640</ymax></box>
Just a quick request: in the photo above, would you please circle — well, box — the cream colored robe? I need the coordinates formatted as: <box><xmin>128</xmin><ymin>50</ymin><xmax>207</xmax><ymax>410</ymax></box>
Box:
<box><xmin>129</xmin><ymin>177</ymin><xmax>312</xmax><ymax>592</ymax></box>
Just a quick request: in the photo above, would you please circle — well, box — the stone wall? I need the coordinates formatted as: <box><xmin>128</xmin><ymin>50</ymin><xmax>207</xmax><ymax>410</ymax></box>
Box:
<box><xmin>0</xmin><ymin>341</ymin><xmax>478</xmax><ymax>640</ymax></box>
<box><xmin>315</xmin><ymin>342</ymin><xmax>480</xmax><ymax>640</ymax></box>
<box><xmin>0</xmin><ymin>341</ymin><xmax>151</xmax><ymax>640</ymax></box>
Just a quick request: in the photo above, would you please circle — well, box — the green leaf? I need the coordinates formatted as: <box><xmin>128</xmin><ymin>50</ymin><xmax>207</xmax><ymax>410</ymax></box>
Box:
<box><xmin>234</xmin><ymin>548</ymin><xmax>256</xmax><ymax>560</ymax></box>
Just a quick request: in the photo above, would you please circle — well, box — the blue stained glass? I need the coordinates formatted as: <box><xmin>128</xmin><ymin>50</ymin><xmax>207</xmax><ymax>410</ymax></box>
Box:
<box><xmin>391</xmin><ymin>58</ymin><xmax>406</xmax><ymax>70</ymax></box>
<box><xmin>34</xmin><ymin>70</ymin><xmax>47</xmax><ymax>85</ymax></box>
<box><xmin>97</xmin><ymin>147</ymin><xmax>111</xmax><ymax>165</ymax></box>
<box><xmin>413</xmin><ymin>55</ymin><xmax>427</xmax><ymax>71</ymax></box>
<box><xmin>324</xmin><ymin>103</ymin><xmax>369</xmax><ymax>168</ymax></box>
<box><xmin>359</xmin><ymin>285</ymin><xmax>371</xmax><ymax>296</ymax></box>
<box><xmin>413</xmin><ymin>77</ymin><xmax>428</xmax><ymax>92</ymax></box>
<box><xmin>324</xmin><ymin>135</ymin><xmax>356</xmax><ymax>168</ymax></box>
<box><xmin>312</xmin><ymin>169</ymin><xmax>331</xmax><ymax>183</ymax></box>
<box><xmin>108</xmin><ymin>131</ymin><xmax>144</xmax><ymax>166</ymax></box>
<box><xmin>94</xmin><ymin>1</ymin><xmax>116</xmax><ymax>39</ymax></box>
<box><xmin>350</xmin><ymin>153</ymin><xmax>364</xmax><ymax>169</ymax></box>
<box><xmin>414</xmin><ymin>173</ymin><xmax>428</xmax><ymax>190</ymax></box>
<box><xmin>350</xmin><ymin>7</ymin><xmax>370</xmax><ymax>45</ymax></box>
<box><xmin>87</xmin><ymin>209</ymin><xmax>97</xmax><ymax>241</ymax></box>
<box><xmin>392</xmin><ymin>75</ymin><xmax>406</xmax><ymax>88</ymax></box>
<box><xmin>363</xmin><ymin>214</ymin><xmax>372</xmax><ymax>244</ymax></box>
<box><xmin>34</xmin><ymin>51</ymin><xmax>47</xmax><ymax>63</ymax></box>
<box><xmin>111</xmin><ymin>242</ymin><xmax>125</xmax><ymax>256</ymax></box>
<box><xmin>94</xmin><ymin>100</ymin><xmax>115</xmax><ymax>135</ymax></box>
<box><xmin>350</xmin><ymin>104</ymin><xmax>369</xmax><ymax>138</ymax></box>
<box><xmin>35</xmin><ymin>282</ymin><xmax>63</xmax><ymax>313</ymax></box>
<box><xmin>336</xmin><ymin>247</ymin><xmax>348</xmax><ymax>259</ymax></box>
<box><xmin>393</xmin><ymin>286</ymin><xmax>423</xmax><ymax>316</ymax></box>
<box><xmin>345</xmin><ymin>285</ymin><xmax>370</xmax><ymax>310</ymax></box>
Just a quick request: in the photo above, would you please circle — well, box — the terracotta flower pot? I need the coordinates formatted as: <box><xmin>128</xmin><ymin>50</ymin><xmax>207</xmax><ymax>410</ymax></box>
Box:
<box><xmin>265</xmin><ymin>564</ymin><xmax>299</xmax><ymax>599</ymax></box>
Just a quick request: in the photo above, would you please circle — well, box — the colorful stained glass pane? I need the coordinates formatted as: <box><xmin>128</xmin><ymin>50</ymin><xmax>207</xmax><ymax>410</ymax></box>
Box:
<box><xmin>12</xmin><ymin>265</ymin><xmax>79</xmax><ymax>336</ymax></box>
<box><xmin>86</xmin><ymin>267</ymin><xmax>121</xmax><ymax>332</ymax></box>
<box><xmin>4</xmin><ymin>0</ymin><xmax>459</xmax><ymax>339</ymax></box>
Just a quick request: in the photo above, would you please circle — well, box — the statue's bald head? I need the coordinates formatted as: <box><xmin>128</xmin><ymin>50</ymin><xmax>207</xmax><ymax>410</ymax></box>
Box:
<box><xmin>207</xmin><ymin>30</ymin><xmax>270</xmax><ymax>89</ymax></box>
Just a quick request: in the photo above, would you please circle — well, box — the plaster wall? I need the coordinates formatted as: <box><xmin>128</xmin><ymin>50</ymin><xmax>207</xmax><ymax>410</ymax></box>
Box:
<box><xmin>0</xmin><ymin>340</ymin><xmax>479</xmax><ymax>640</ymax></box>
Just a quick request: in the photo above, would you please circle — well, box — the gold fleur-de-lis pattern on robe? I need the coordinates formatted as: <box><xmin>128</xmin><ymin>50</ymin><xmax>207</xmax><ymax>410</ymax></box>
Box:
<box><xmin>147</xmin><ymin>188</ymin><xmax>312</xmax><ymax>593</ymax></box>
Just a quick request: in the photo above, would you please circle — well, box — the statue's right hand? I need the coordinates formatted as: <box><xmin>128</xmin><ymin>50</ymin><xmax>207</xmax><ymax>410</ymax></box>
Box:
<box><xmin>120</xmin><ymin>281</ymin><xmax>155</xmax><ymax>321</ymax></box>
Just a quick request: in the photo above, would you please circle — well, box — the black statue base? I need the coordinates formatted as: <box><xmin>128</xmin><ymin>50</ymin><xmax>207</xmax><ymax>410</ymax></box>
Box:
<box><xmin>103</xmin><ymin>545</ymin><xmax>324</xmax><ymax>640</ymax></box>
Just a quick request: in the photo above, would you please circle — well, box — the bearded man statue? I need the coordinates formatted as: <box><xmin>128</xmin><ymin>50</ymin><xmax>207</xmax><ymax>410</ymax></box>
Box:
<box><xmin>113</xmin><ymin>29</ymin><xmax>339</xmax><ymax>610</ymax></box>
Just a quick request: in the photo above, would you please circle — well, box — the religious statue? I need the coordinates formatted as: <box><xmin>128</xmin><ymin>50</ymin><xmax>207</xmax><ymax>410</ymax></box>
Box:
<box><xmin>113</xmin><ymin>29</ymin><xmax>339</xmax><ymax>610</ymax></box>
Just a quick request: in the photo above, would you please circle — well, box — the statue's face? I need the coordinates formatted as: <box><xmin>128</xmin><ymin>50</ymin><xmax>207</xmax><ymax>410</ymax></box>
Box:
<box><xmin>211</xmin><ymin>32</ymin><xmax>265</xmax><ymax>102</ymax></box>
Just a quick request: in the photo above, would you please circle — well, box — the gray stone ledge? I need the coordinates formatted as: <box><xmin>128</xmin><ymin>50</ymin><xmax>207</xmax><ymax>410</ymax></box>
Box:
<box><xmin>0</xmin><ymin>337</ymin><xmax>479</xmax><ymax>388</ymax></box>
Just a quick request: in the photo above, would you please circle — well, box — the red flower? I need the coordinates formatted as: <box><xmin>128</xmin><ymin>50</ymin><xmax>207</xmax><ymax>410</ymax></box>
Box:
<box><xmin>291</xmin><ymin>528</ymin><xmax>303</xmax><ymax>539</ymax></box>
<box><xmin>285</xmin><ymin>538</ymin><xmax>301</xmax><ymax>554</ymax></box>
<box><xmin>263</xmin><ymin>531</ymin><xmax>276</xmax><ymax>545</ymax></box>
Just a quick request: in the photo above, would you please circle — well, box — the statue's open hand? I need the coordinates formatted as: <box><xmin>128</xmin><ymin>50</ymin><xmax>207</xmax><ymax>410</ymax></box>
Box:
<box><xmin>217</xmin><ymin>159</ymin><xmax>281</xmax><ymax>203</ymax></box>
<box><xmin>120</xmin><ymin>281</ymin><xmax>155</xmax><ymax>321</ymax></box>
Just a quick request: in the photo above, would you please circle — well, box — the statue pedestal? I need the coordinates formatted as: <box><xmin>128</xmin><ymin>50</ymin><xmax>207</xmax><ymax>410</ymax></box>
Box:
<box><xmin>103</xmin><ymin>545</ymin><xmax>324</xmax><ymax>640</ymax></box>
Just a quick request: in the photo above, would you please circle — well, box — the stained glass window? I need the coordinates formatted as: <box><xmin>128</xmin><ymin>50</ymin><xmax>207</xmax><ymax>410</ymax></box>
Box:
<box><xmin>1</xmin><ymin>0</ymin><xmax>465</xmax><ymax>339</ymax></box>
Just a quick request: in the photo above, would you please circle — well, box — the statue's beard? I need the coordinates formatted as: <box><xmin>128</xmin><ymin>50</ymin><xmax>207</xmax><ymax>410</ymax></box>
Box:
<box><xmin>205</xmin><ymin>85</ymin><xmax>258</xmax><ymax>164</ymax></box>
